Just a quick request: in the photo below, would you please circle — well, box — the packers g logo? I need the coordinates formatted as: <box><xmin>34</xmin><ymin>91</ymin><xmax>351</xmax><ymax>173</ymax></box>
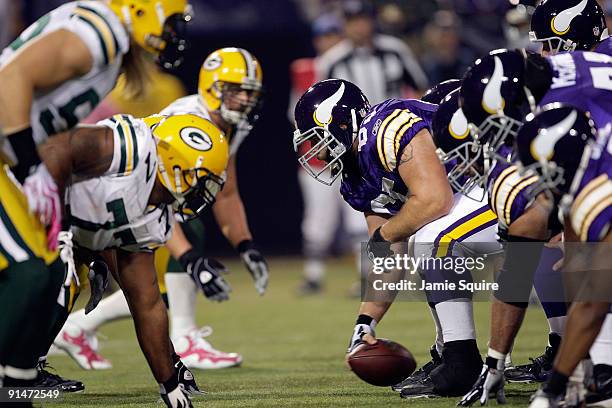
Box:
<box><xmin>203</xmin><ymin>54</ymin><xmax>223</xmax><ymax>71</ymax></box>
<box><xmin>180</xmin><ymin>127</ymin><xmax>213</xmax><ymax>151</ymax></box>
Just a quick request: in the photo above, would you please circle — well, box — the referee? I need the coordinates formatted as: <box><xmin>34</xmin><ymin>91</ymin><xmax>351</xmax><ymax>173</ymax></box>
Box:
<box><xmin>316</xmin><ymin>0</ymin><xmax>428</xmax><ymax>103</ymax></box>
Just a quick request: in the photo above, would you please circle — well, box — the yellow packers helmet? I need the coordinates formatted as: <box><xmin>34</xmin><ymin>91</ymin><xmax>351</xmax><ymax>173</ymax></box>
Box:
<box><xmin>199</xmin><ymin>47</ymin><xmax>263</xmax><ymax>125</ymax></box>
<box><xmin>151</xmin><ymin>114</ymin><xmax>229</xmax><ymax>220</ymax></box>
<box><xmin>109</xmin><ymin>0</ymin><xmax>192</xmax><ymax>69</ymax></box>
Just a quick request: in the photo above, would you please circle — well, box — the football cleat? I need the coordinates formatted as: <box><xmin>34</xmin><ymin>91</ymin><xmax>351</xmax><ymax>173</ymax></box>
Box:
<box><xmin>392</xmin><ymin>345</ymin><xmax>442</xmax><ymax>392</ymax></box>
<box><xmin>399</xmin><ymin>375</ymin><xmax>439</xmax><ymax>399</ymax></box>
<box><xmin>505</xmin><ymin>334</ymin><xmax>560</xmax><ymax>383</ymax></box>
<box><xmin>174</xmin><ymin>326</ymin><xmax>242</xmax><ymax>370</ymax></box>
<box><xmin>54</xmin><ymin>322</ymin><xmax>112</xmax><ymax>370</ymax></box>
<box><xmin>586</xmin><ymin>365</ymin><xmax>612</xmax><ymax>407</ymax></box>
<box><xmin>35</xmin><ymin>362</ymin><xmax>85</xmax><ymax>393</ymax></box>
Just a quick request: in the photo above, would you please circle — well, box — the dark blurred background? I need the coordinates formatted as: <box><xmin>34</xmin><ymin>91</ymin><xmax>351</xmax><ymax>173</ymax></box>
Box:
<box><xmin>4</xmin><ymin>0</ymin><xmax>611</xmax><ymax>256</ymax></box>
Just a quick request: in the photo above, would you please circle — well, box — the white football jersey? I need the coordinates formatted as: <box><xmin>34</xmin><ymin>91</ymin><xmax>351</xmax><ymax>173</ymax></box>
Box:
<box><xmin>68</xmin><ymin>115</ymin><xmax>174</xmax><ymax>252</ymax></box>
<box><xmin>160</xmin><ymin>95</ymin><xmax>250</xmax><ymax>156</ymax></box>
<box><xmin>0</xmin><ymin>1</ymin><xmax>129</xmax><ymax>155</ymax></box>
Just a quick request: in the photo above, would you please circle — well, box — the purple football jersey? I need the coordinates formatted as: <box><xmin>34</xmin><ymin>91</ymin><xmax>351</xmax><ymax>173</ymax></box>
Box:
<box><xmin>340</xmin><ymin>99</ymin><xmax>437</xmax><ymax>214</ymax></box>
<box><xmin>541</xmin><ymin>51</ymin><xmax>612</xmax><ymax>130</ymax></box>
<box><xmin>564</xmin><ymin>129</ymin><xmax>612</xmax><ymax>242</ymax></box>
<box><xmin>594</xmin><ymin>36</ymin><xmax>612</xmax><ymax>57</ymax></box>
<box><xmin>486</xmin><ymin>146</ymin><xmax>538</xmax><ymax>232</ymax></box>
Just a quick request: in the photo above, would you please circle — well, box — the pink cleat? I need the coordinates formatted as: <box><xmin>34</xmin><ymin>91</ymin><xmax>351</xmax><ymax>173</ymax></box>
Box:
<box><xmin>174</xmin><ymin>326</ymin><xmax>242</xmax><ymax>370</ymax></box>
<box><xmin>54</xmin><ymin>322</ymin><xmax>112</xmax><ymax>370</ymax></box>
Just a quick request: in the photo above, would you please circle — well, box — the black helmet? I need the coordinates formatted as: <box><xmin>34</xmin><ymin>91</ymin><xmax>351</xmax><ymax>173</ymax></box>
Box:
<box><xmin>530</xmin><ymin>0</ymin><xmax>607</xmax><ymax>54</ymax></box>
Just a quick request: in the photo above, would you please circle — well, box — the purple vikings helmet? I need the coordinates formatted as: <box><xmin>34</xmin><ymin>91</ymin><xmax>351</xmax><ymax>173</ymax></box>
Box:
<box><xmin>516</xmin><ymin>103</ymin><xmax>598</xmax><ymax>200</ymax></box>
<box><xmin>459</xmin><ymin>49</ymin><xmax>550</xmax><ymax>163</ymax></box>
<box><xmin>293</xmin><ymin>79</ymin><xmax>371</xmax><ymax>185</ymax></box>
<box><xmin>530</xmin><ymin>0</ymin><xmax>607</xmax><ymax>54</ymax></box>
<box><xmin>432</xmin><ymin>89</ymin><xmax>486</xmax><ymax>199</ymax></box>
<box><xmin>421</xmin><ymin>79</ymin><xmax>461</xmax><ymax>105</ymax></box>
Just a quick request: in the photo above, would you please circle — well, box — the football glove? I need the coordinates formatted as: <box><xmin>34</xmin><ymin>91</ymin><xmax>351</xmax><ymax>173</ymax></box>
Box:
<box><xmin>238</xmin><ymin>240</ymin><xmax>269</xmax><ymax>295</ymax></box>
<box><xmin>179</xmin><ymin>249</ymin><xmax>231</xmax><ymax>302</ymax></box>
<box><xmin>22</xmin><ymin>163</ymin><xmax>62</xmax><ymax>250</ymax></box>
<box><xmin>160</xmin><ymin>373</ymin><xmax>193</xmax><ymax>408</ymax></box>
<box><xmin>347</xmin><ymin>323</ymin><xmax>375</xmax><ymax>354</ymax></box>
<box><xmin>172</xmin><ymin>352</ymin><xmax>204</xmax><ymax>395</ymax></box>
<box><xmin>458</xmin><ymin>364</ymin><xmax>506</xmax><ymax>406</ymax></box>
<box><xmin>85</xmin><ymin>256</ymin><xmax>110</xmax><ymax>314</ymax></box>
<box><xmin>366</xmin><ymin>226</ymin><xmax>393</xmax><ymax>261</ymax></box>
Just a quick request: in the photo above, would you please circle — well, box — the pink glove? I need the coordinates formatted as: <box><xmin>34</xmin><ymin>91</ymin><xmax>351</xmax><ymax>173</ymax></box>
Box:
<box><xmin>22</xmin><ymin>163</ymin><xmax>62</xmax><ymax>250</ymax></box>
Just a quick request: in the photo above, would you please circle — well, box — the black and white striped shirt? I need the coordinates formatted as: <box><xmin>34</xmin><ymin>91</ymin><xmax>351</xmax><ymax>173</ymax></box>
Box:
<box><xmin>316</xmin><ymin>34</ymin><xmax>428</xmax><ymax>104</ymax></box>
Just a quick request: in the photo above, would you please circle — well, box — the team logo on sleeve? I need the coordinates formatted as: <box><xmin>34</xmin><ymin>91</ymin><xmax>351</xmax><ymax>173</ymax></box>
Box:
<box><xmin>180</xmin><ymin>127</ymin><xmax>213</xmax><ymax>151</ymax></box>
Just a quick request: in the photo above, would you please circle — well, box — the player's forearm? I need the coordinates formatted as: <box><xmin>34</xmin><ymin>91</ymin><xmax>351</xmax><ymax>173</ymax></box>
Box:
<box><xmin>212</xmin><ymin>191</ymin><xmax>252</xmax><ymax>247</ymax></box>
<box><xmin>165</xmin><ymin>223</ymin><xmax>193</xmax><ymax>259</ymax></box>
<box><xmin>382</xmin><ymin>194</ymin><xmax>451</xmax><ymax>242</ymax></box>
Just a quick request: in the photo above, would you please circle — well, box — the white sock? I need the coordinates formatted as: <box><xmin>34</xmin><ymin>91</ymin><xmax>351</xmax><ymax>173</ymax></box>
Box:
<box><xmin>304</xmin><ymin>259</ymin><xmax>325</xmax><ymax>283</ymax></box>
<box><xmin>69</xmin><ymin>289</ymin><xmax>130</xmax><ymax>332</ymax></box>
<box><xmin>547</xmin><ymin>316</ymin><xmax>566</xmax><ymax>336</ymax></box>
<box><xmin>435</xmin><ymin>299</ymin><xmax>476</xmax><ymax>342</ymax></box>
<box><xmin>590</xmin><ymin>314</ymin><xmax>612</xmax><ymax>366</ymax></box>
<box><xmin>429</xmin><ymin>306</ymin><xmax>444</xmax><ymax>355</ymax></box>
<box><xmin>165</xmin><ymin>273</ymin><xmax>198</xmax><ymax>339</ymax></box>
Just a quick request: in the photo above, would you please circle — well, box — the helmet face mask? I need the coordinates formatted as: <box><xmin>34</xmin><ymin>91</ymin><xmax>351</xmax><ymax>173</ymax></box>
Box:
<box><xmin>437</xmin><ymin>141</ymin><xmax>487</xmax><ymax>201</ymax></box>
<box><xmin>469</xmin><ymin>112</ymin><xmax>523</xmax><ymax>164</ymax></box>
<box><xmin>173</xmin><ymin>168</ymin><xmax>226</xmax><ymax>221</ymax></box>
<box><xmin>293</xmin><ymin>126</ymin><xmax>347</xmax><ymax>185</ymax></box>
<box><xmin>529</xmin><ymin>31</ymin><xmax>577</xmax><ymax>55</ymax></box>
<box><xmin>218</xmin><ymin>83</ymin><xmax>262</xmax><ymax>126</ymax></box>
<box><xmin>156</xmin><ymin>13</ymin><xmax>191</xmax><ymax>70</ymax></box>
<box><xmin>110</xmin><ymin>1</ymin><xmax>191</xmax><ymax>67</ymax></box>
<box><xmin>519</xmin><ymin>161</ymin><xmax>566</xmax><ymax>203</ymax></box>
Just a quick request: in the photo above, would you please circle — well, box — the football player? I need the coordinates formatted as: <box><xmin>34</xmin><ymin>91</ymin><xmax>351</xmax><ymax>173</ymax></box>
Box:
<box><xmin>514</xmin><ymin>106</ymin><xmax>611</xmax><ymax>408</ymax></box>
<box><xmin>294</xmin><ymin>79</ymin><xmax>503</xmax><ymax>398</ymax></box>
<box><xmin>56</xmin><ymin>47</ymin><xmax>268</xmax><ymax>370</ymax></box>
<box><xmin>455</xmin><ymin>49</ymin><xmax>612</xmax><ymax>405</ymax></box>
<box><xmin>0</xmin><ymin>0</ymin><xmax>190</xmax><ymax>392</ymax></box>
<box><xmin>42</xmin><ymin>113</ymin><xmax>228</xmax><ymax>407</ymax></box>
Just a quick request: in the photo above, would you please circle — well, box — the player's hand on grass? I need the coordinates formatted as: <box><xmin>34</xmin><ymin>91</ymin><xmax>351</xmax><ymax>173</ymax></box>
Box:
<box><xmin>160</xmin><ymin>382</ymin><xmax>193</xmax><ymax>408</ymax></box>
<box><xmin>238</xmin><ymin>240</ymin><xmax>269</xmax><ymax>295</ymax></box>
<box><xmin>172</xmin><ymin>353</ymin><xmax>204</xmax><ymax>395</ymax></box>
<box><xmin>179</xmin><ymin>249</ymin><xmax>231</xmax><ymax>302</ymax></box>
<box><xmin>458</xmin><ymin>364</ymin><xmax>506</xmax><ymax>406</ymax></box>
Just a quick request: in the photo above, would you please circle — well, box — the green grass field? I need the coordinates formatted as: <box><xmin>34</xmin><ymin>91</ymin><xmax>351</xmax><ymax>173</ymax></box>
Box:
<box><xmin>43</xmin><ymin>257</ymin><xmax>547</xmax><ymax>407</ymax></box>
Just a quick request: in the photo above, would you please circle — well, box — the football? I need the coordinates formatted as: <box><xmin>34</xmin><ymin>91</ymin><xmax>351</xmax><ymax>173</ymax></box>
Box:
<box><xmin>347</xmin><ymin>339</ymin><xmax>417</xmax><ymax>386</ymax></box>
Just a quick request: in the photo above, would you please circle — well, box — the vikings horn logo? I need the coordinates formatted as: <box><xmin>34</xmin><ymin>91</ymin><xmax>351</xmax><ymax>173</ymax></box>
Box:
<box><xmin>530</xmin><ymin>109</ymin><xmax>577</xmax><ymax>160</ymax></box>
<box><xmin>482</xmin><ymin>56</ymin><xmax>506</xmax><ymax>115</ymax></box>
<box><xmin>551</xmin><ymin>0</ymin><xmax>588</xmax><ymax>35</ymax></box>
<box><xmin>449</xmin><ymin>108</ymin><xmax>470</xmax><ymax>140</ymax></box>
<box><xmin>313</xmin><ymin>83</ymin><xmax>345</xmax><ymax>126</ymax></box>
